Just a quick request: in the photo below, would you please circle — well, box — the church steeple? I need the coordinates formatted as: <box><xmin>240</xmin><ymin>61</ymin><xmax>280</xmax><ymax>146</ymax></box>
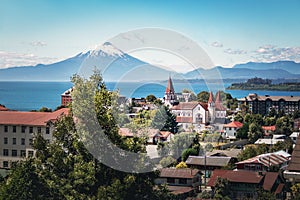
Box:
<box><xmin>165</xmin><ymin>76</ymin><xmax>175</xmax><ymax>94</ymax></box>
<box><xmin>164</xmin><ymin>76</ymin><xmax>176</xmax><ymax>106</ymax></box>
<box><xmin>208</xmin><ymin>91</ymin><xmax>214</xmax><ymax>104</ymax></box>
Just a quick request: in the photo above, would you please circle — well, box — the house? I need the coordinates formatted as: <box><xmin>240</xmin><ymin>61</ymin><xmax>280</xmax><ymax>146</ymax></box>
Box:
<box><xmin>262</xmin><ymin>125</ymin><xmax>276</xmax><ymax>136</ymax></box>
<box><xmin>284</xmin><ymin>134</ymin><xmax>300</xmax><ymax>183</ymax></box>
<box><xmin>155</xmin><ymin>168</ymin><xmax>202</xmax><ymax>197</ymax></box>
<box><xmin>0</xmin><ymin>108</ymin><xmax>69</xmax><ymax>168</ymax></box>
<box><xmin>238</xmin><ymin>93</ymin><xmax>300</xmax><ymax>115</ymax></box>
<box><xmin>208</xmin><ymin>169</ymin><xmax>286</xmax><ymax>199</ymax></box>
<box><xmin>289</xmin><ymin>132</ymin><xmax>300</xmax><ymax>143</ymax></box>
<box><xmin>222</xmin><ymin>121</ymin><xmax>243</xmax><ymax>140</ymax></box>
<box><xmin>236</xmin><ymin>151</ymin><xmax>290</xmax><ymax>172</ymax></box>
<box><xmin>118</xmin><ymin>128</ymin><xmax>173</xmax><ymax>144</ymax></box>
<box><xmin>254</xmin><ymin>134</ymin><xmax>286</xmax><ymax>145</ymax></box>
<box><xmin>185</xmin><ymin>155</ymin><xmax>233</xmax><ymax>178</ymax></box>
<box><xmin>206</xmin><ymin>149</ymin><xmax>242</xmax><ymax>163</ymax></box>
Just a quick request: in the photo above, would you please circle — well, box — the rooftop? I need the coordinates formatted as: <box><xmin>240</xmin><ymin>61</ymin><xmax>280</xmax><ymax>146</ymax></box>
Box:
<box><xmin>0</xmin><ymin>108</ymin><xmax>69</xmax><ymax>126</ymax></box>
<box><xmin>223</xmin><ymin>121</ymin><xmax>243</xmax><ymax>128</ymax></box>
<box><xmin>239</xmin><ymin>94</ymin><xmax>300</xmax><ymax>102</ymax></box>
<box><xmin>207</xmin><ymin>169</ymin><xmax>264</xmax><ymax>186</ymax></box>
<box><xmin>206</xmin><ymin>149</ymin><xmax>242</xmax><ymax>158</ymax></box>
<box><xmin>236</xmin><ymin>151</ymin><xmax>290</xmax><ymax>168</ymax></box>
<box><xmin>186</xmin><ymin>156</ymin><xmax>232</xmax><ymax>167</ymax></box>
<box><xmin>159</xmin><ymin>168</ymin><xmax>200</xmax><ymax>179</ymax></box>
<box><xmin>287</xmin><ymin>134</ymin><xmax>300</xmax><ymax>172</ymax></box>
<box><xmin>171</xmin><ymin>102</ymin><xmax>208</xmax><ymax>111</ymax></box>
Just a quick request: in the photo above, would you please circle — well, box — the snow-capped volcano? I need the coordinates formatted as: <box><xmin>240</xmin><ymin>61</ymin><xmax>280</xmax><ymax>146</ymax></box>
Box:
<box><xmin>89</xmin><ymin>42</ymin><xmax>125</xmax><ymax>58</ymax></box>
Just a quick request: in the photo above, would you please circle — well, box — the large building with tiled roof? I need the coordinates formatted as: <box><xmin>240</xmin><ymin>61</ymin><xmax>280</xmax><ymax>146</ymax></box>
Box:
<box><xmin>238</xmin><ymin>93</ymin><xmax>300</xmax><ymax>115</ymax></box>
<box><xmin>0</xmin><ymin>108</ymin><xmax>69</xmax><ymax>168</ymax></box>
<box><xmin>208</xmin><ymin>169</ymin><xmax>286</xmax><ymax>199</ymax></box>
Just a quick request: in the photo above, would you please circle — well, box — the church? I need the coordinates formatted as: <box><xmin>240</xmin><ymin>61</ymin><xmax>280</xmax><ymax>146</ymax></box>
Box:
<box><xmin>163</xmin><ymin>77</ymin><xmax>226</xmax><ymax>132</ymax></box>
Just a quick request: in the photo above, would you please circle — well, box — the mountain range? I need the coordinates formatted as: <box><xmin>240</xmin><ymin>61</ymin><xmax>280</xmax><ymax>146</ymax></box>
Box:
<box><xmin>1</xmin><ymin>42</ymin><xmax>299</xmax><ymax>81</ymax></box>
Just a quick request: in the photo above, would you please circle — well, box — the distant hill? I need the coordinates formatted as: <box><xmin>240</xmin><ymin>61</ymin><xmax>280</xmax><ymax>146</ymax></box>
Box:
<box><xmin>233</xmin><ymin>61</ymin><xmax>300</xmax><ymax>74</ymax></box>
<box><xmin>182</xmin><ymin>66</ymin><xmax>300</xmax><ymax>80</ymax></box>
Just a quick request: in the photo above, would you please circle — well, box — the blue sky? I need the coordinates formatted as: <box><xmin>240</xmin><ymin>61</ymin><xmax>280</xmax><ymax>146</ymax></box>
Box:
<box><xmin>1</xmin><ymin>0</ymin><xmax>300</xmax><ymax>70</ymax></box>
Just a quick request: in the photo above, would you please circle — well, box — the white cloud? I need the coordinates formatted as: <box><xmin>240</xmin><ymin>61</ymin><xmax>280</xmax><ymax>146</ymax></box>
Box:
<box><xmin>211</xmin><ymin>41</ymin><xmax>223</xmax><ymax>48</ymax></box>
<box><xmin>224</xmin><ymin>48</ymin><xmax>247</xmax><ymax>55</ymax></box>
<box><xmin>0</xmin><ymin>51</ymin><xmax>57</xmax><ymax>69</ymax></box>
<box><xmin>29</xmin><ymin>41</ymin><xmax>47</xmax><ymax>47</ymax></box>
<box><xmin>253</xmin><ymin>45</ymin><xmax>300</xmax><ymax>62</ymax></box>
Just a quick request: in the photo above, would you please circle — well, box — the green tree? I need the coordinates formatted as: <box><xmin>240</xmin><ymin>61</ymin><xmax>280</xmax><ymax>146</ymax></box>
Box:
<box><xmin>248</xmin><ymin>122</ymin><xmax>263</xmax><ymax>143</ymax></box>
<box><xmin>0</xmin><ymin>160</ymin><xmax>53</xmax><ymax>200</ymax></box>
<box><xmin>236</xmin><ymin>122</ymin><xmax>249</xmax><ymax>139</ymax></box>
<box><xmin>151</xmin><ymin>106</ymin><xmax>178</xmax><ymax>133</ymax></box>
<box><xmin>275</xmin><ymin>116</ymin><xmax>293</xmax><ymax>135</ymax></box>
<box><xmin>214</xmin><ymin>177</ymin><xmax>231</xmax><ymax>200</ymax></box>
<box><xmin>197</xmin><ymin>91</ymin><xmax>210</xmax><ymax>102</ymax></box>
<box><xmin>181</xmin><ymin>148</ymin><xmax>198</xmax><ymax>161</ymax></box>
<box><xmin>39</xmin><ymin>107</ymin><xmax>52</xmax><ymax>112</ymax></box>
<box><xmin>146</xmin><ymin>94</ymin><xmax>157</xmax><ymax>102</ymax></box>
<box><xmin>238</xmin><ymin>145</ymin><xmax>258</xmax><ymax>161</ymax></box>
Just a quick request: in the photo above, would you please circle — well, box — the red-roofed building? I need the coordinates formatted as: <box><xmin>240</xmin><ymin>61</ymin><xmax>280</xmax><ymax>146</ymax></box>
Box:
<box><xmin>61</xmin><ymin>87</ymin><xmax>73</xmax><ymax>106</ymax></box>
<box><xmin>236</xmin><ymin>151</ymin><xmax>290</xmax><ymax>172</ymax></box>
<box><xmin>208</xmin><ymin>169</ymin><xmax>286</xmax><ymax>199</ymax></box>
<box><xmin>262</xmin><ymin>125</ymin><xmax>276</xmax><ymax>135</ymax></box>
<box><xmin>222</xmin><ymin>121</ymin><xmax>243</xmax><ymax>140</ymax></box>
<box><xmin>0</xmin><ymin>105</ymin><xmax>9</xmax><ymax>111</ymax></box>
<box><xmin>0</xmin><ymin>108</ymin><xmax>69</xmax><ymax>168</ymax></box>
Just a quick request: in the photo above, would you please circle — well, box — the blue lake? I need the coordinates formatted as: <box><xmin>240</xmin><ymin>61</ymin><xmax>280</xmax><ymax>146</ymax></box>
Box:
<box><xmin>0</xmin><ymin>81</ymin><xmax>300</xmax><ymax>111</ymax></box>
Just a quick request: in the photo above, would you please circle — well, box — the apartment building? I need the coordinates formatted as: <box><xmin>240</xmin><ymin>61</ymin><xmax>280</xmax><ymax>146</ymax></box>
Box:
<box><xmin>0</xmin><ymin>108</ymin><xmax>69</xmax><ymax>168</ymax></box>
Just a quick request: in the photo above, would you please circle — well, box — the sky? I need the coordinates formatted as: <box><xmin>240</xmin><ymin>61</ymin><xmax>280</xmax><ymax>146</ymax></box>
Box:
<box><xmin>1</xmin><ymin>0</ymin><xmax>300</xmax><ymax>72</ymax></box>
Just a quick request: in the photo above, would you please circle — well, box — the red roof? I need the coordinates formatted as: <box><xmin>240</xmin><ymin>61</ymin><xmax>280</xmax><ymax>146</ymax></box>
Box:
<box><xmin>0</xmin><ymin>105</ymin><xmax>9</xmax><ymax>111</ymax></box>
<box><xmin>165</xmin><ymin>76</ymin><xmax>175</xmax><ymax>94</ymax></box>
<box><xmin>0</xmin><ymin>108</ymin><xmax>69</xmax><ymax>126</ymax></box>
<box><xmin>275</xmin><ymin>183</ymin><xmax>284</xmax><ymax>194</ymax></box>
<box><xmin>160</xmin><ymin>131</ymin><xmax>172</xmax><ymax>139</ymax></box>
<box><xmin>223</xmin><ymin>121</ymin><xmax>243</xmax><ymax>128</ymax></box>
<box><xmin>208</xmin><ymin>91</ymin><xmax>214</xmax><ymax>103</ymax></box>
<box><xmin>176</xmin><ymin>116</ymin><xmax>193</xmax><ymax>123</ymax></box>
<box><xmin>263</xmin><ymin>172</ymin><xmax>279</xmax><ymax>191</ymax></box>
<box><xmin>207</xmin><ymin>169</ymin><xmax>263</xmax><ymax>187</ymax></box>
<box><xmin>262</xmin><ymin>125</ymin><xmax>276</xmax><ymax>131</ymax></box>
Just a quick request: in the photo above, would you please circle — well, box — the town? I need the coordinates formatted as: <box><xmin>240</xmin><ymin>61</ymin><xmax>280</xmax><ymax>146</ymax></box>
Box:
<box><xmin>1</xmin><ymin>74</ymin><xmax>300</xmax><ymax>200</ymax></box>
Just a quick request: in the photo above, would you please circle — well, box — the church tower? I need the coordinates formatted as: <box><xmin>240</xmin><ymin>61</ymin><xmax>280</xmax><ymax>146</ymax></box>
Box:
<box><xmin>164</xmin><ymin>76</ymin><xmax>176</xmax><ymax>106</ymax></box>
<box><xmin>208</xmin><ymin>91</ymin><xmax>215</xmax><ymax>123</ymax></box>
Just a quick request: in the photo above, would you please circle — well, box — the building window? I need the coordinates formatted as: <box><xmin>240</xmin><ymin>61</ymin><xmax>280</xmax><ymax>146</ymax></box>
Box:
<box><xmin>167</xmin><ymin>178</ymin><xmax>175</xmax><ymax>184</ymax></box>
<box><xmin>29</xmin><ymin>139</ymin><xmax>33</xmax><ymax>145</ymax></box>
<box><xmin>29</xmin><ymin>127</ymin><xmax>33</xmax><ymax>133</ymax></box>
<box><xmin>12</xmin><ymin>138</ymin><xmax>16</xmax><ymax>145</ymax></box>
<box><xmin>21</xmin><ymin>126</ymin><xmax>26</xmax><ymax>133</ymax></box>
<box><xmin>37</xmin><ymin>127</ymin><xmax>41</xmax><ymax>134</ymax></box>
<box><xmin>12</xmin><ymin>150</ymin><xmax>17</xmax><ymax>157</ymax></box>
<box><xmin>20</xmin><ymin>150</ymin><xmax>26</xmax><ymax>157</ymax></box>
<box><xmin>3</xmin><ymin>161</ymin><xmax>8</xmax><ymax>168</ymax></box>
<box><xmin>4</xmin><ymin>137</ymin><xmax>8</xmax><ymax>144</ymax></box>
<box><xmin>4</xmin><ymin>125</ymin><xmax>8</xmax><ymax>132</ymax></box>
<box><xmin>13</xmin><ymin>126</ymin><xmax>16</xmax><ymax>133</ymax></box>
<box><xmin>46</xmin><ymin>127</ymin><xmax>50</xmax><ymax>134</ymax></box>
<box><xmin>179</xmin><ymin>178</ymin><xmax>187</xmax><ymax>184</ymax></box>
<box><xmin>21</xmin><ymin>138</ymin><xmax>25</xmax><ymax>145</ymax></box>
<box><xmin>3</xmin><ymin>149</ymin><xmax>8</xmax><ymax>156</ymax></box>
<box><xmin>28</xmin><ymin>151</ymin><xmax>34</xmax><ymax>157</ymax></box>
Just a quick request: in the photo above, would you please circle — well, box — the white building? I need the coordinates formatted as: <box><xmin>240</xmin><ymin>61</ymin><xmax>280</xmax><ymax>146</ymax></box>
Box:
<box><xmin>0</xmin><ymin>108</ymin><xmax>69</xmax><ymax>168</ymax></box>
<box><xmin>171</xmin><ymin>102</ymin><xmax>208</xmax><ymax>132</ymax></box>
<box><xmin>222</xmin><ymin>121</ymin><xmax>243</xmax><ymax>140</ymax></box>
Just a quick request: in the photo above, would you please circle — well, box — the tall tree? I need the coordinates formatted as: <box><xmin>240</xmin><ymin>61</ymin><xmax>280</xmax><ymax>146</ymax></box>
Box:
<box><xmin>151</xmin><ymin>106</ymin><xmax>178</xmax><ymax>133</ymax></box>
